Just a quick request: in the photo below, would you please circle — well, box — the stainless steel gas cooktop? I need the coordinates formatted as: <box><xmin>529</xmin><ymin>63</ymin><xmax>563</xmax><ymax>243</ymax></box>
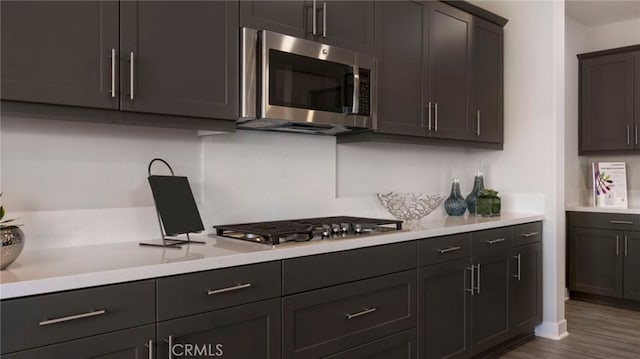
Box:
<box><xmin>214</xmin><ymin>216</ymin><xmax>403</xmax><ymax>245</ymax></box>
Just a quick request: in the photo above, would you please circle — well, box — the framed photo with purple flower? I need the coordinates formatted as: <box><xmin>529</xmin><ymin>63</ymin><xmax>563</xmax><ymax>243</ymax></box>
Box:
<box><xmin>592</xmin><ymin>162</ymin><xmax>628</xmax><ymax>208</ymax></box>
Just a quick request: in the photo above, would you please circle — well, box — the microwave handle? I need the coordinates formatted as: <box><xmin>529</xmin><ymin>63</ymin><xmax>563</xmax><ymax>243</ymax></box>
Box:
<box><xmin>352</xmin><ymin>66</ymin><xmax>360</xmax><ymax>115</ymax></box>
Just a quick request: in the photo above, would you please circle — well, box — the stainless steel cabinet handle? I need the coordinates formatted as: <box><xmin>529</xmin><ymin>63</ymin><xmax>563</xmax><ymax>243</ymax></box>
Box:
<box><xmin>434</xmin><ymin>102</ymin><xmax>438</xmax><ymax>131</ymax></box>
<box><xmin>486</xmin><ymin>238</ymin><xmax>506</xmax><ymax>244</ymax></box>
<box><xmin>610</xmin><ymin>220</ymin><xmax>634</xmax><ymax>225</ymax></box>
<box><xmin>110</xmin><ymin>49</ymin><xmax>116</xmax><ymax>98</ymax></box>
<box><xmin>513</xmin><ymin>254</ymin><xmax>521</xmax><ymax>281</ymax></box>
<box><xmin>145</xmin><ymin>339</ymin><xmax>153</xmax><ymax>359</ymax></box>
<box><xmin>476</xmin><ymin>264</ymin><xmax>481</xmax><ymax>294</ymax></box>
<box><xmin>467</xmin><ymin>266</ymin><xmax>475</xmax><ymax>296</ymax></box>
<box><xmin>636</xmin><ymin>124</ymin><xmax>638</xmax><ymax>146</ymax></box>
<box><xmin>428</xmin><ymin>101</ymin><xmax>432</xmax><ymax>130</ymax></box>
<box><xmin>323</xmin><ymin>1</ymin><xmax>327</xmax><ymax>38</ymax></box>
<box><xmin>207</xmin><ymin>283</ymin><xmax>252</xmax><ymax>295</ymax></box>
<box><xmin>312</xmin><ymin>0</ymin><xmax>317</xmax><ymax>35</ymax></box>
<box><xmin>476</xmin><ymin>110</ymin><xmax>480</xmax><ymax>136</ymax></box>
<box><xmin>616</xmin><ymin>234</ymin><xmax>620</xmax><ymax>256</ymax></box>
<box><xmin>627</xmin><ymin>124</ymin><xmax>631</xmax><ymax>146</ymax></box>
<box><xmin>438</xmin><ymin>246</ymin><xmax>461</xmax><ymax>254</ymax></box>
<box><xmin>625</xmin><ymin>235</ymin><xmax>629</xmax><ymax>257</ymax></box>
<box><xmin>346</xmin><ymin>307</ymin><xmax>377</xmax><ymax>319</ymax></box>
<box><xmin>39</xmin><ymin>309</ymin><xmax>106</xmax><ymax>326</ymax></box>
<box><xmin>521</xmin><ymin>232</ymin><xmax>539</xmax><ymax>238</ymax></box>
<box><xmin>129</xmin><ymin>51</ymin><xmax>135</xmax><ymax>100</ymax></box>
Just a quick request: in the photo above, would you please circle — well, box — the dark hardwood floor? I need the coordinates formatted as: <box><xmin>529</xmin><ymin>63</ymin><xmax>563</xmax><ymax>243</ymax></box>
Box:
<box><xmin>500</xmin><ymin>300</ymin><xmax>640</xmax><ymax>359</ymax></box>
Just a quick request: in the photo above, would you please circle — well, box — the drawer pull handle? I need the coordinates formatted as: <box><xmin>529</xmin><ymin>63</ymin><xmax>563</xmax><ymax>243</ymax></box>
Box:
<box><xmin>438</xmin><ymin>246</ymin><xmax>461</xmax><ymax>254</ymax></box>
<box><xmin>346</xmin><ymin>307</ymin><xmax>377</xmax><ymax>320</ymax></box>
<box><xmin>610</xmin><ymin>220</ymin><xmax>634</xmax><ymax>225</ymax></box>
<box><xmin>486</xmin><ymin>238</ymin><xmax>506</xmax><ymax>244</ymax></box>
<box><xmin>207</xmin><ymin>283</ymin><xmax>252</xmax><ymax>295</ymax></box>
<box><xmin>39</xmin><ymin>309</ymin><xmax>106</xmax><ymax>326</ymax></box>
<box><xmin>521</xmin><ymin>232</ymin><xmax>539</xmax><ymax>238</ymax></box>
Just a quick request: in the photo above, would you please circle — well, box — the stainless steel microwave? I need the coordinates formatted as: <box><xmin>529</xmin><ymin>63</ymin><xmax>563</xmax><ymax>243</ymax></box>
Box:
<box><xmin>239</xmin><ymin>28</ymin><xmax>375</xmax><ymax>135</ymax></box>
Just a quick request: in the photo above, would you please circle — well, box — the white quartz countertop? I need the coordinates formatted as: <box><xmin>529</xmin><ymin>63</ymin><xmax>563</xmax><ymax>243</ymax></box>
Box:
<box><xmin>566</xmin><ymin>206</ymin><xmax>640</xmax><ymax>215</ymax></box>
<box><xmin>0</xmin><ymin>212</ymin><xmax>544</xmax><ymax>300</ymax></box>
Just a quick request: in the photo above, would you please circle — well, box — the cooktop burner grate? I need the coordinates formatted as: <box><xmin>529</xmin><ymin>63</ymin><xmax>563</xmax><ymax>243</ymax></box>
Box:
<box><xmin>214</xmin><ymin>216</ymin><xmax>403</xmax><ymax>245</ymax></box>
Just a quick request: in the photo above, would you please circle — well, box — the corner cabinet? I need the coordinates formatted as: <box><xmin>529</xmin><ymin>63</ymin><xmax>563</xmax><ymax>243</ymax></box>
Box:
<box><xmin>240</xmin><ymin>0</ymin><xmax>374</xmax><ymax>54</ymax></box>
<box><xmin>1</xmin><ymin>1</ymin><xmax>238</xmax><ymax>127</ymax></box>
<box><xmin>578</xmin><ymin>45</ymin><xmax>640</xmax><ymax>153</ymax></box>
<box><xmin>568</xmin><ymin>211</ymin><xmax>640</xmax><ymax>303</ymax></box>
<box><xmin>343</xmin><ymin>1</ymin><xmax>506</xmax><ymax>149</ymax></box>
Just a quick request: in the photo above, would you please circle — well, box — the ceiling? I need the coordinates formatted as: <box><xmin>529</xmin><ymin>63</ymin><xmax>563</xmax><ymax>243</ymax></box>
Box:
<box><xmin>566</xmin><ymin>0</ymin><xmax>640</xmax><ymax>27</ymax></box>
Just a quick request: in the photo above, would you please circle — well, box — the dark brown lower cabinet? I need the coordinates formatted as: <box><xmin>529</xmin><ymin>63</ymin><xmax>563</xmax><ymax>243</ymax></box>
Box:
<box><xmin>510</xmin><ymin>243</ymin><xmax>542</xmax><ymax>335</ymax></box>
<box><xmin>156</xmin><ymin>298</ymin><xmax>281</xmax><ymax>359</ymax></box>
<box><xmin>419</xmin><ymin>258</ymin><xmax>472</xmax><ymax>359</ymax></box>
<box><xmin>470</xmin><ymin>250</ymin><xmax>511</xmax><ymax>356</ymax></box>
<box><xmin>569</xmin><ymin>228</ymin><xmax>623</xmax><ymax>297</ymax></box>
<box><xmin>282</xmin><ymin>270</ymin><xmax>416</xmax><ymax>359</ymax></box>
<box><xmin>3</xmin><ymin>325</ymin><xmax>155</xmax><ymax>359</ymax></box>
<box><xmin>324</xmin><ymin>329</ymin><xmax>417</xmax><ymax>359</ymax></box>
<box><xmin>567</xmin><ymin>211</ymin><xmax>640</xmax><ymax>304</ymax></box>
<box><xmin>624</xmin><ymin>232</ymin><xmax>640</xmax><ymax>300</ymax></box>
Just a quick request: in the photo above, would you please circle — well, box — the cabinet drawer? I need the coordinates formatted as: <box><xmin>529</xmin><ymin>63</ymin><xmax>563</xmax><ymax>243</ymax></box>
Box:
<box><xmin>157</xmin><ymin>261</ymin><xmax>281</xmax><ymax>321</ymax></box>
<box><xmin>472</xmin><ymin>227</ymin><xmax>512</xmax><ymax>255</ymax></box>
<box><xmin>512</xmin><ymin>222</ymin><xmax>542</xmax><ymax>246</ymax></box>
<box><xmin>0</xmin><ymin>280</ymin><xmax>155</xmax><ymax>354</ymax></box>
<box><xmin>283</xmin><ymin>241</ymin><xmax>416</xmax><ymax>295</ymax></box>
<box><xmin>324</xmin><ymin>329</ymin><xmax>417</xmax><ymax>359</ymax></box>
<box><xmin>568</xmin><ymin>212</ymin><xmax>640</xmax><ymax>231</ymax></box>
<box><xmin>418</xmin><ymin>233</ymin><xmax>471</xmax><ymax>267</ymax></box>
<box><xmin>283</xmin><ymin>270</ymin><xmax>416</xmax><ymax>359</ymax></box>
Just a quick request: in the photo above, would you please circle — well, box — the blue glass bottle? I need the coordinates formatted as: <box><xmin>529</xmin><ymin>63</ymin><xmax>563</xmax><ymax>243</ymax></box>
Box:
<box><xmin>465</xmin><ymin>172</ymin><xmax>485</xmax><ymax>215</ymax></box>
<box><xmin>445</xmin><ymin>177</ymin><xmax>467</xmax><ymax>216</ymax></box>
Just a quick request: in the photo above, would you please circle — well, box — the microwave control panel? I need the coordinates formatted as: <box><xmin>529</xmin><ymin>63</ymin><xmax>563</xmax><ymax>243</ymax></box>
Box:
<box><xmin>358</xmin><ymin>69</ymin><xmax>371</xmax><ymax>116</ymax></box>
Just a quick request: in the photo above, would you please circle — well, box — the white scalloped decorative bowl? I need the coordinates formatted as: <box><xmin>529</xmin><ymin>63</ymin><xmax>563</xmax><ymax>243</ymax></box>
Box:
<box><xmin>377</xmin><ymin>192</ymin><xmax>445</xmax><ymax>221</ymax></box>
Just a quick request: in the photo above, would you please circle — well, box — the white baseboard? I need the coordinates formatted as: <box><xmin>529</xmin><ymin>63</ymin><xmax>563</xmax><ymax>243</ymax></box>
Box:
<box><xmin>535</xmin><ymin>319</ymin><xmax>569</xmax><ymax>340</ymax></box>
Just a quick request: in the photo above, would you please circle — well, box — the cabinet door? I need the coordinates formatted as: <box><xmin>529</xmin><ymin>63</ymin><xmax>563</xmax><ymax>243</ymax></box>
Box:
<box><xmin>635</xmin><ymin>51</ymin><xmax>640</xmax><ymax>149</ymax></box>
<box><xmin>419</xmin><ymin>259</ymin><xmax>472</xmax><ymax>359</ymax></box>
<box><xmin>426</xmin><ymin>2</ymin><xmax>473</xmax><ymax>141</ymax></box>
<box><xmin>510</xmin><ymin>243</ymin><xmax>542</xmax><ymax>335</ymax></box>
<box><xmin>240</xmin><ymin>1</ymin><xmax>312</xmax><ymax>39</ymax></box>
<box><xmin>569</xmin><ymin>228</ymin><xmax>623</xmax><ymax>297</ymax></box>
<box><xmin>374</xmin><ymin>1</ymin><xmax>427</xmax><ymax>137</ymax></box>
<box><xmin>580</xmin><ymin>52</ymin><xmax>634</xmax><ymax>152</ymax></box>
<box><xmin>120</xmin><ymin>1</ymin><xmax>238</xmax><ymax>119</ymax></box>
<box><xmin>623</xmin><ymin>231</ymin><xmax>640</xmax><ymax>300</ymax></box>
<box><xmin>318</xmin><ymin>1</ymin><xmax>374</xmax><ymax>54</ymax></box>
<box><xmin>157</xmin><ymin>298</ymin><xmax>281</xmax><ymax>359</ymax></box>
<box><xmin>1</xmin><ymin>1</ymin><xmax>119</xmax><ymax>109</ymax></box>
<box><xmin>3</xmin><ymin>325</ymin><xmax>155</xmax><ymax>359</ymax></box>
<box><xmin>471</xmin><ymin>251</ymin><xmax>511</xmax><ymax>355</ymax></box>
<box><xmin>324</xmin><ymin>329</ymin><xmax>416</xmax><ymax>359</ymax></box>
<box><xmin>471</xmin><ymin>17</ymin><xmax>503</xmax><ymax>144</ymax></box>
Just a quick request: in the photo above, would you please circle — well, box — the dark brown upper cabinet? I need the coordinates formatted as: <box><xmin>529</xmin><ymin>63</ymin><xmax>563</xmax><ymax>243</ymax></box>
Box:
<box><xmin>341</xmin><ymin>1</ymin><xmax>506</xmax><ymax>149</ymax></box>
<box><xmin>1</xmin><ymin>1</ymin><xmax>119</xmax><ymax>110</ymax></box>
<box><xmin>1</xmin><ymin>1</ymin><xmax>238</xmax><ymax>125</ymax></box>
<box><xmin>471</xmin><ymin>17</ymin><xmax>504</xmax><ymax>144</ymax></box>
<box><xmin>240</xmin><ymin>1</ymin><xmax>374</xmax><ymax>54</ymax></box>
<box><xmin>578</xmin><ymin>45</ymin><xmax>640</xmax><ymax>153</ymax></box>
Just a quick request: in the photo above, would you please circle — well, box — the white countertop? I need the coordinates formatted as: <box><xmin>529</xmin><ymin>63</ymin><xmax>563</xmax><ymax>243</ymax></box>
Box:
<box><xmin>0</xmin><ymin>212</ymin><xmax>544</xmax><ymax>300</ymax></box>
<box><xmin>565</xmin><ymin>206</ymin><xmax>640</xmax><ymax>215</ymax></box>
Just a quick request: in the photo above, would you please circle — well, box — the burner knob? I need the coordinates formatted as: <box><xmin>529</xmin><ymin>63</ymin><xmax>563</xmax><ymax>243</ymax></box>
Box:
<box><xmin>354</xmin><ymin>223</ymin><xmax>363</xmax><ymax>234</ymax></box>
<box><xmin>321</xmin><ymin>225</ymin><xmax>331</xmax><ymax>238</ymax></box>
<box><xmin>331</xmin><ymin>224</ymin><xmax>341</xmax><ymax>235</ymax></box>
<box><xmin>340</xmin><ymin>223</ymin><xmax>351</xmax><ymax>233</ymax></box>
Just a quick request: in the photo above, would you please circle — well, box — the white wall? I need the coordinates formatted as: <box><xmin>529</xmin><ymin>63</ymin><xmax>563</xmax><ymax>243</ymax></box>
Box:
<box><xmin>565</xmin><ymin>15</ymin><xmax>640</xmax><ymax>207</ymax></box>
<box><xmin>1</xmin><ymin>0</ymin><xmax>567</xmax><ymax>339</ymax></box>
